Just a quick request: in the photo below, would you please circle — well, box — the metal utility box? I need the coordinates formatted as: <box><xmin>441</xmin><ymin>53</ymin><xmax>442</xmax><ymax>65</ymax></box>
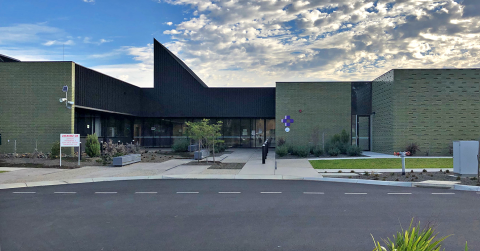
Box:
<box><xmin>453</xmin><ymin>141</ymin><xmax>479</xmax><ymax>176</ymax></box>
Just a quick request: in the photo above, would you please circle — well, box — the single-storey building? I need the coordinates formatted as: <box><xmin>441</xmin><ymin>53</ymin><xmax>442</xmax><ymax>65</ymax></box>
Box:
<box><xmin>1</xmin><ymin>39</ymin><xmax>479</xmax><ymax>155</ymax></box>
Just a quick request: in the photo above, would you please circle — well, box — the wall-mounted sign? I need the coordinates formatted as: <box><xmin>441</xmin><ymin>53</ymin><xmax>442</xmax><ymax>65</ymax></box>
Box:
<box><xmin>281</xmin><ymin>115</ymin><xmax>294</xmax><ymax>127</ymax></box>
<box><xmin>285</xmin><ymin>127</ymin><xmax>290</xmax><ymax>132</ymax></box>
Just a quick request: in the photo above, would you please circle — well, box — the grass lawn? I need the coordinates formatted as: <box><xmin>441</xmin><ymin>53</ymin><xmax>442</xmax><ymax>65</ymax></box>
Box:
<box><xmin>0</xmin><ymin>171</ymin><xmax>7</xmax><ymax>174</ymax></box>
<box><xmin>309</xmin><ymin>158</ymin><xmax>453</xmax><ymax>169</ymax></box>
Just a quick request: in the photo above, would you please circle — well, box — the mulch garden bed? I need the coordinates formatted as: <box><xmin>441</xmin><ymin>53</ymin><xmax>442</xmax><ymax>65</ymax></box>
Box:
<box><xmin>336</xmin><ymin>170</ymin><xmax>480</xmax><ymax>186</ymax></box>
<box><xmin>184</xmin><ymin>161</ymin><xmax>245</xmax><ymax>169</ymax></box>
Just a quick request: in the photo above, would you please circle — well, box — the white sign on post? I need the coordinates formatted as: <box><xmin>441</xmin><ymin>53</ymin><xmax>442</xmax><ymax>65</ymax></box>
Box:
<box><xmin>60</xmin><ymin>134</ymin><xmax>80</xmax><ymax>167</ymax></box>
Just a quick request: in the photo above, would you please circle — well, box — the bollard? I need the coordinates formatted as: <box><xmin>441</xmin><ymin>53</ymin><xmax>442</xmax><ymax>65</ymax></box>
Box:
<box><xmin>262</xmin><ymin>144</ymin><xmax>265</xmax><ymax>164</ymax></box>
<box><xmin>401</xmin><ymin>152</ymin><xmax>406</xmax><ymax>175</ymax></box>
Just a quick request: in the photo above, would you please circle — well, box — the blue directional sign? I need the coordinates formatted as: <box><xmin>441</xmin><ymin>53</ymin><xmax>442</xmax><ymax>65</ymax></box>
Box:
<box><xmin>62</xmin><ymin>86</ymin><xmax>68</xmax><ymax>92</ymax></box>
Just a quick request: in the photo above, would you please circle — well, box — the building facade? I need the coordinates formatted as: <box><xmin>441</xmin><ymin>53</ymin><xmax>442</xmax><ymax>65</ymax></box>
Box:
<box><xmin>1</xmin><ymin>40</ymin><xmax>479</xmax><ymax>156</ymax></box>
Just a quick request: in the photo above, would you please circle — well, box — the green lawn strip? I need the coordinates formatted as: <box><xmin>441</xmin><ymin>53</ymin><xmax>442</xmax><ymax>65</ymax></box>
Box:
<box><xmin>0</xmin><ymin>171</ymin><xmax>7</xmax><ymax>174</ymax></box>
<box><xmin>309</xmin><ymin>158</ymin><xmax>453</xmax><ymax>169</ymax></box>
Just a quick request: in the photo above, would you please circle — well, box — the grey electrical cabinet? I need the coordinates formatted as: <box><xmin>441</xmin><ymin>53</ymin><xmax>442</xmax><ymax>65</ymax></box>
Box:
<box><xmin>453</xmin><ymin>141</ymin><xmax>479</xmax><ymax>176</ymax></box>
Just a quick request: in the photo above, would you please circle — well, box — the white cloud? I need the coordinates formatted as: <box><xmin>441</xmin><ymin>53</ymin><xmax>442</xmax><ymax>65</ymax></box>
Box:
<box><xmin>158</xmin><ymin>0</ymin><xmax>480</xmax><ymax>87</ymax></box>
<box><xmin>83</xmin><ymin>37</ymin><xmax>113</xmax><ymax>45</ymax></box>
<box><xmin>89</xmin><ymin>44</ymin><xmax>154</xmax><ymax>87</ymax></box>
<box><xmin>0</xmin><ymin>24</ymin><xmax>63</xmax><ymax>45</ymax></box>
<box><xmin>83</xmin><ymin>0</ymin><xmax>95</xmax><ymax>3</ymax></box>
<box><xmin>165</xmin><ymin>22</ymin><xmax>173</xmax><ymax>26</ymax></box>
<box><xmin>42</xmin><ymin>39</ymin><xmax>75</xmax><ymax>46</ymax></box>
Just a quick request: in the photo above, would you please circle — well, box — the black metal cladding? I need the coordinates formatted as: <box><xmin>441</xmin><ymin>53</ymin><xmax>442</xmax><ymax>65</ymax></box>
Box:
<box><xmin>142</xmin><ymin>39</ymin><xmax>275</xmax><ymax>118</ymax></box>
<box><xmin>351</xmin><ymin>82</ymin><xmax>372</xmax><ymax>115</ymax></box>
<box><xmin>0</xmin><ymin>54</ymin><xmax>21</xmax><ymax>62</ymax></box>
<box><xmin>75</xmin><ymin>64</ymin><xmax>143</xmax><ymax>116</ymax></box>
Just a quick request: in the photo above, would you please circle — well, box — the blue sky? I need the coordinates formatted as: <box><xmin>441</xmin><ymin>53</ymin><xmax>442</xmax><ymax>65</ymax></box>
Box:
<box><xmin>0</xmin><ymin>0</ymin><xmax>185</xmax><ymax>66</ymax></box>
<box><xmin>1</xmin><ymin>0</ymin><xmax>480</xmax><ymax>87</ymax></box>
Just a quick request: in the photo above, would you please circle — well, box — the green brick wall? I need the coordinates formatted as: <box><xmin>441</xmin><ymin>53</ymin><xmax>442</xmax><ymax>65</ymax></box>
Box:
<box><xmin>0</xmin><ymin>62</ymin><xmax>75</xmax><ymax>154</ymax></box>
<box><xmin>373</xmin><ymin>69</ymin><xmax>480</xmax><ymax>156</ymax></box>
<box><xmin>372</xmin><ymin>70</ymin><xmax>394</xmax><ymax>154</ymax></box>
<box><xmin>275</xmin><ymin>82</ymin><xmax>351</xmax><ymax>148</ymax></box>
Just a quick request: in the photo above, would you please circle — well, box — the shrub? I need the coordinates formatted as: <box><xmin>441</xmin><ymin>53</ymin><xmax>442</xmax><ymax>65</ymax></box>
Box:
<box><xmin>340</xmin><ymin>129</ymin><xmax>349</xmax><ymax>144</ymax></box>
<box><xmin>277</xmin><ymin>137</ymin><xmax>286</xmax><ymax>146</ymax></box>
<box><xmin>85</xmin><ymin>133</ymin><xmax>101</xmax><ymax>157</ymax></box>
<box><xmin>172</xmin><ymin>139</ymin><xmax>189</xmax><ymax>152</ymax></box>
<box><xmin>50</xmin><ymin>141</ymin><xmax>60</xmax><ymax>159</ymax></box>
<box><xmin>406</xmin><ymin>142</ymin><xmax>421</xmax><ymax>155</ymax></box>
<box><xmin>276</xmin><ymin>145</ymin><xmax>288</xmax><ymax>157</ymax></box>
<box><xmin>295</xmin><ymin>146</ymin><xmax>310</xmax><ymax>157</ymax></box>
<box><xmin>101</xmin><ymin>140</ymin><xmax>127</xmax><ymax>165</ymax></box>
<box><xmin>214</xmin><ymin>142</ymin><xmax>226</xmax><ymax>153</ymax></box>
<box><xmin>312</xmin><ymin>146</ymin><xmax>323</xmax><ymax>157</ymax></box>
<box><xmin>287</xmin><ymin>145</ymin><xmax>294</xmax><ymax>154</ymax></box>
<box><xmin>346</xmin><ymin>145</ymin><xmax>362</xmax><ymax>156</ymax></box>
<box><xmin>371</xmin><ymin>219</ymin><xmax>452</xmax><ymax>251</ymax></box>
<box><xmin>327</xmin><ymin>147</ymin><xmax>340</xmax><ymax>156</ymax></box>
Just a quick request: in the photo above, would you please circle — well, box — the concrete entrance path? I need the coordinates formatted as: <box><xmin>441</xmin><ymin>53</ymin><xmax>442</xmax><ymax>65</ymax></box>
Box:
<box><xmin>275</xmin><ymin>159</ymin><xmax>321</xmax><ymax>177</ymax></box>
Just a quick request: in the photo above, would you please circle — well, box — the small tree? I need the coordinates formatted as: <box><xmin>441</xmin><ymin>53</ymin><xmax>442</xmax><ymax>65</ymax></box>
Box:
<box><xmin>85</xmin><ymin>133</ymin><xmax>101</xmax><ymax>157</ymax></box>
<box><xmin>205</xmin><ymin>120</ymin><xmax>223</xmax><ymax>163</ymax></box>
<box><xmin>185</xmin><ymin>119</ymin><xmax>210</xmax><ymax>162</ymax></box>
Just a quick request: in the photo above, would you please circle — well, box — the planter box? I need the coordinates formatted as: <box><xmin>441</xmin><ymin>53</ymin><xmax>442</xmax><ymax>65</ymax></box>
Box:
<box><xmin>113</xmin><ymin>154</ymin><xmax>141</xmax><ymax>167</ymax></box>
<box><xmin>194</xmin><ymin>150</ymin><xmax>210</xmax><ymax>160</ymax></box>
<box><xmin>188</xmin><ymin>144</ymin><xmax>198</xmax><ymax>152</ymax></box>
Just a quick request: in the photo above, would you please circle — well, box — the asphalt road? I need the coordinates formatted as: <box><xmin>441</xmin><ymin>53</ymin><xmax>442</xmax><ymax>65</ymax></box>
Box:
<box><xmin>0</xmin><ymin>179</ymin><xmax>479</xmax><ymax>251</ymax></box>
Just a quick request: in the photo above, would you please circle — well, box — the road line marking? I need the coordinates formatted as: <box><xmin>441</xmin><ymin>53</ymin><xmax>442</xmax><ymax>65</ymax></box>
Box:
<box><xmin>54</xmin><ymin>192</ymin><xmax>77</xmax><ymax>194</ymax></box>
<box><xmin>432</xmin><ymin>193</ymin><xmax>455</xmax><ymax>195</ymax></box>
<box><xmin>303</xmin><ymin>192</ymin><xmax>324</xmax><ymax>194</ymax></box>
<box><xmin>135</xmin><ymin>192</ymin><xmax>158</xmax><ymax>194</ymax></box>
<box><xmin>176</xmin><ymin>192</ymin><xmax>199</xmax><ymax>194</ymax></box>
<box><xmin>95</xmin><ymin>192</ymin><xmax>117</xmax><ymax>194</ymax></box>
<box><xmin>260</xmin><ymin>192</ymin><xmax>282</xmax><ymax>194</ymax></box>
<box><xmin>476</xmin><ymin>192</ymin><xmax>480</xmax><ymax>195</ymax></box>
<box><xmin>345</xmin><ymin>193</ymin><xmax>367</xmax><ymax>195</ymax></box>
<box><xmin>218</xmin><ymin>192</ymin><xmax>241</xmax><ymax>194</ymax></box>
<box><xmin>388</xmin><ymin>193</ymin><xmax>412</xmax><ymax>195</ymax></box>
<box><xmin>13</xmin><ymin>192</ymin><xmax>36</xmax><ymax>194</ymax></box>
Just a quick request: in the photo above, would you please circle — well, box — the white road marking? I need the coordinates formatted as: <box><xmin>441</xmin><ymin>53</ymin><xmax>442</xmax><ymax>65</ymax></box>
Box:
<box><xmin>476</xmin><ymin>192</ymin><xmax>480</xmax><ymax>194</ymax></box>
<box><xmin>218</xmin><ymin>192</ymin><xmax>241</xmax><ymax>194</ymax></box>
<box><xmin>387</xmin><ymin>193</ymin><xmax>412</xmax><ymax>195</ymax></box>
<box><xmin>260</xmin><ymin>192</ymin><xmax>282</xmax><ymax>194</ymax></box>
<box><xmin>135</xmin><ymin>192</ymin><xmax>158</xmax><ymax>194</ymax></box>
<box><xmin>345</xmin><ymin>193</ymin><xmax>367</xmax><ymax>195</ymax></box>
<box><xmin>432</xmin><ymin>193</ymin><xmax>455</xmax><ymax>195</ymax></box>
<box><xmin>303</xmin><ymin>192</ymin><xmax>325</xmax><ymax>194</ymax></box>
<box><xmin>13</xmin><ymin>192</ymin><xmax>36</xmax><ymax>194</ymax></box>
<box><xmin>95</xmin><ymin>192</ymin><xmax>117</xmax><ymax>194</ymax></box>
<box><xmin>54</xmin><ymin>192</ymin><xmax>77</xmax><ymax>194</ymax></box>
<box><xmin>176</xmin><ymin>192</ymin><xmax>199</xmax><ymax>194</ymax></box>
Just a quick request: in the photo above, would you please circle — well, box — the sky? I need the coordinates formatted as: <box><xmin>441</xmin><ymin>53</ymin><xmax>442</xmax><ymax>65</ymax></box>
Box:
<box><xmin>1</xmin><ymin>0</ymin><xmax>480</xmax><ymax>88</ymax></box>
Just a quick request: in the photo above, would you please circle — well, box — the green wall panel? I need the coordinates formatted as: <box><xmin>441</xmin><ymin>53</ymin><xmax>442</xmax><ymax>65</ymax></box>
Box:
<box><xmin>0</xmin><ymin>62</ymin><xmax>75</xmax><ymax>154</ymax></box>
<box><xmin>275</xmin><ymin>82</ymin><xmax>351</xmax><ymax>148</ymax></box>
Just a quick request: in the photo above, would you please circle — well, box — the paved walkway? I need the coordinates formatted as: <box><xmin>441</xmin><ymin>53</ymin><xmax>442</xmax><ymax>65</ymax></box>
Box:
<box><xmin>0</xmin><ymin>148</ymin><xmax>322</xmax><ymax>184</ymax></box>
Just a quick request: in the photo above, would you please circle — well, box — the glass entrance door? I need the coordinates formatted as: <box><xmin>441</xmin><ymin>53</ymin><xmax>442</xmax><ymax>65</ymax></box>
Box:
<box><xmin>356</xmin><ymin>116</ymin><xmax>370</xmax><ymax>151</ymax></box>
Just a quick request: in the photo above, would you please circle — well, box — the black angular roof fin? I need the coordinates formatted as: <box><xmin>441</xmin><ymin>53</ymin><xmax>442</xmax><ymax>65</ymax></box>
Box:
<box><xmin>154</xmin><ymin>38</ymin><xmax>207</xmax><ymax>88</ymax></box>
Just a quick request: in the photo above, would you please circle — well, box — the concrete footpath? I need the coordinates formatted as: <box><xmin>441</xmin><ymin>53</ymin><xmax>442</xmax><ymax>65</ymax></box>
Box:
<box><xmin>0</xmin><ymin>148</ymin><xmax>322</xmax><ymax>185</ymax></box>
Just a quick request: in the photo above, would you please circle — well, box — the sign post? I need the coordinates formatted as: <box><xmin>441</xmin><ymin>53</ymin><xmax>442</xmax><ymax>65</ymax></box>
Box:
<box><xmin>60</xmin><ymin>134</ymin><xmax>80</xmax><ymax>167</ymax></box>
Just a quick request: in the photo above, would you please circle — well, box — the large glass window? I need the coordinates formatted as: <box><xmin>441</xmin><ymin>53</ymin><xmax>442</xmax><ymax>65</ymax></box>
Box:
<box><xmin>239</xmin><ymin>119</ymin><xmax>251</xmax><ymax>147</ymax></box>
<box><xmin>265</xmin><ymin>119</ymin><xmax>275</xmax><ymax>147</ymax></box>
<box><xmin>254</xmin><ymin>119</ymin><xmax>265</xmax><ymax>147</ymax></box>
<box><xmin>223</xmin><ymin>119</ymin><xmax>241</xmax><ymax>147</ymax></box>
